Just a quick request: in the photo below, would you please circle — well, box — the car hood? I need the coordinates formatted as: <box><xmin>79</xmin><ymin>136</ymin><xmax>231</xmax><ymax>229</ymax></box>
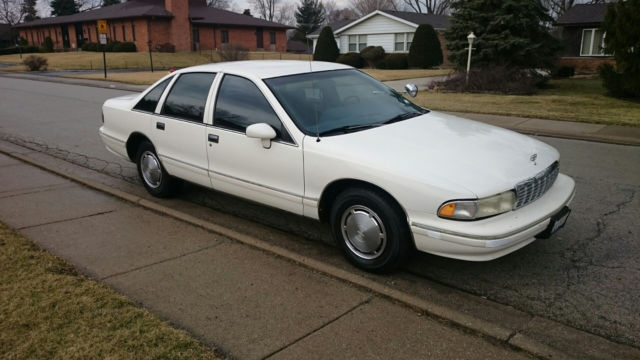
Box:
<box><xmin>313</xmin><ymin>111</ymin><xmax>559</xmax><ymax>198</ymax></box>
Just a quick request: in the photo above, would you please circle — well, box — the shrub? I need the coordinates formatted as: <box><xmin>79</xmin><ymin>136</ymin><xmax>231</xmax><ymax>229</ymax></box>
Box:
<box><xmin>435</xmin><ymin>66</ymin><xmax>544</xmax><ymax>95</ymax></box>
<box><xmin>219</xmin><ymin>43</ymin><xmax>249</xmax><ymax>62</ymax></box>
<box><xmin>360</xmin><ymin>46</ymin><xmax>385</xmax><ymax>68</ymax></box>
<box><xmin>599</xmin><ymin>63</ymin><xmax>640</xmax><ymax>99</ymax></box>
<box><xmin>0</xmin><ymin>45</ymin><xmax>40</xmax><ymax>55</ymax></box>
<box><xmin>112</xmin><ymin>42</ymin><xmax>136</xmax><ymax>52</ymax></box>
<box><xmin>553</xmin><ymin>66</ymin><xmax>575</xmax><ymax>78</ymax></box>
<box><xmin>380</xmin><ymin>53</ymin><xmax>408</xmax><ymax>69</ymax></box>
<box><xmin>22</xmin><ymin>55</ymin><xmax>48</xmax><ymax>71</ymax></box>
<box><xmin>409</xmin><ymin>24</ymin><xmax>442</xmax><ymax>68</ymax></box>
<box><xmin>313</xmin><ymin>26</ymin><xmax>339</xmax><ymax>62</ymax></box>
<box><xmin>336</xmin><ymin>52</ymin><xmax>364</xmax><ymax>68</ymax></box>
<box><xmin>156</xmin><ymin>42</ymin><xmax>175</xmax><ymax>53</ymax></box>
<box><xmin>81</xmin><ymin>42</ymin><xmax>99</xmax><ymax>51</ymax></box>
<box><xmin>43</xmin><ymin>37</ymin><xmax>54</xmax><ymax>52</ymax></box>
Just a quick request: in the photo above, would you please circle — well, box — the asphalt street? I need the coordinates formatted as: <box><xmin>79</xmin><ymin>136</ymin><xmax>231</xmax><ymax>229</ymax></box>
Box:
<box><xmin>1</xmin><ymin>76</ymin><xmax>639</xmax><ymax>349</ymax></box>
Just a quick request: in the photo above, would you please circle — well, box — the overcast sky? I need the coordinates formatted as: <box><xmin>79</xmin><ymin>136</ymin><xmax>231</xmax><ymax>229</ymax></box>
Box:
<box><xmin>36</xmin><ymin>0</ymin><xmax>353</xmax><ymax>18</ymax></box>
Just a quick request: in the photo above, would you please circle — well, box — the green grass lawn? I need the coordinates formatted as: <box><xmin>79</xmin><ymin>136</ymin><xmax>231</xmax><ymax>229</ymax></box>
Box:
<box><xmin>0</xmin><ymin>222</ymin><xmax>222</xmax><ymax>360</ymax></box>
<box><xmin>413</xmin><ymin>78</ymin><xmax>640</xmax><ymax>127</ymax></box>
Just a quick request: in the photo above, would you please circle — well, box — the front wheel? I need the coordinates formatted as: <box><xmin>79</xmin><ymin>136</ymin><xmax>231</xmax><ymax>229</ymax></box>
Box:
<box><xmin>135</xmin><ymin>141</ymin><xmax>180</xmax><ymax>197</ymax></box>
<box><xmin>330</xmin><ymin>188</ymin><xmax>412</xmax><ymax>273</ymax></box>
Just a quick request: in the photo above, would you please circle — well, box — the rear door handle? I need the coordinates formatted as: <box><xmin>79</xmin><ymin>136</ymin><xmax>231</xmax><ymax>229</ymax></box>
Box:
<box><xmin>156</xmin><ymin>122</ymin><xmax>165</xmax><ymax>130</ymax></box>
<box><xmin>208</xmin><ymin>134</ymin><xmax>219</xmax><ymax>143</ymax></box>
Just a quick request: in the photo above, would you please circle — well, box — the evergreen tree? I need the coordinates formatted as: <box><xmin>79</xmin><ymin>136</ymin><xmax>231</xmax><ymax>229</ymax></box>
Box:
<box><xmin>102</xmin><ymin>0</ymin><xmax>121</xmax><ymax>6</ymax></box>
<box><xmin>50</xmin><ymin>0</ymin><xmax>79</xmax><ymax>16</ymax></box>
<box><xmin>444</xmin><ymin>0</ymin><xmax>560</xmax><ymax>69</ymax></box>
<box><xmin>22</xmin><ymin>0</ymin><xmax>39</xmax><ymax>22</ymax></box>
<box><xmin>295</xmin><ymin>0</ymin><xmax>325</xmax><ymax>36</ymax></box>
<box><xmin>599</xmin><ymin>0</ymin><xmax>640</xmax><ymax>98</ymax></box>
<box><xmin>313</xmin><ymin>26</ymin><xmax>339</xmax><ymax>62</ymax></box>
<box><xmin>408</xmin><ymin>24</ymin><xmax>443</xmax><ymax>68</ymax></box>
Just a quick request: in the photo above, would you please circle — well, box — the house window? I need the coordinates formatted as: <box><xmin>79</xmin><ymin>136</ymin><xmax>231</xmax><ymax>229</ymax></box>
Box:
<box><xmin>221</xmin><ymin>29</ymin><xmax>229</xmax><ymax>43</ymax></box>
<box><xmin>581</xmin><ymin>28</ymin><xmax>609</xmax><ymax>56</ymax></box>
<box><xmin>112</xmin><ymin>25</ymin><xmax>117</xmax><ymax>41</ymax></box>
<box><xmin>394</xmin><ymin>33</ymin><xmax>415</xmax><ymax>52</ymax></box>
<box><xmin>270</xmin><ymin>31</ymin><xmax>276</xmax><ymax>45</ymax></box>
<box><xmin>131</xmin><ymin>21</ymin><xmax>136</xmax><ymax>41</ymax></box>
<box><xmin>394</xmin><ymin>33</ymin><xmax>404</xmax><ymax>51</ymax></box>
<box><xmin>348</xmin><ymin>35</ymin><xmax>367</xmax><ymax>52</ymax></box>
<box><xmin>122</xmin><ymin>25</ymin><xmax>126</xmax><ymax>41</ymax></box>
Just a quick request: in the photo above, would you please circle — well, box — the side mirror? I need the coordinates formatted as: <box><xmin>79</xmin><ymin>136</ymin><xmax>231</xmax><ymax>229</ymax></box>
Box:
<box><xmin>405</xmin><ymin>83</ymin><xmax>418</xmax><ymax>98</ymax></box>
<box><xmin>246</xmin><ymin>123</ymin><xmax>277</xmax><ymax>149</ymax></box>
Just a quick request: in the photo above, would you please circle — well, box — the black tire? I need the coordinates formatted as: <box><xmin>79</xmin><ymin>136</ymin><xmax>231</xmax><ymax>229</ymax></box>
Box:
<box><xmin>330</xmin><ymin>188</ymin><xmax>413</xmax><ymax>273</ymax></box>
<box><xmin>135</xmin><ymin>141</ymin><xmax>180</xmax><ymax>197</ymax></box>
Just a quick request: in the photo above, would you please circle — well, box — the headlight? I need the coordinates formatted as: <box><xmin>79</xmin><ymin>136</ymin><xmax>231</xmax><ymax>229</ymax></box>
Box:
<box><xmin>438</xmin><ymin>191</ymin><xmax>515</xmax><ymax>220</ymax></box>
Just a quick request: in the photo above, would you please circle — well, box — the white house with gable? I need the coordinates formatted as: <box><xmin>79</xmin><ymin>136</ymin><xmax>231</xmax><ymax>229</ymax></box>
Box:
<box><xmin>308</xmin><ymin>10</ymin><xmax>450</xmax><ymax>55</ymax></box>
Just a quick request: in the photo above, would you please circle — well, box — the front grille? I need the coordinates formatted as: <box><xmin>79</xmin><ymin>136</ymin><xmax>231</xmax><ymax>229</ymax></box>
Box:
<box><xmin>514</xmin><ymin>161</ymin><xmax>559</xmax><ymax>209</ymax></box>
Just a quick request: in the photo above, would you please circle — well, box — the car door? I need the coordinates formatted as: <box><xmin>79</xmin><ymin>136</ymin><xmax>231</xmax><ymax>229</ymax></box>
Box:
<box><xmin>206</xmin><ymin>74</ymin><xmax>304</xmax><ymax>215</ymax></box>
<box><xmin>151</xmin><ymin>72</ymin><xmax>216</xmax><ymax>188</ymax></box>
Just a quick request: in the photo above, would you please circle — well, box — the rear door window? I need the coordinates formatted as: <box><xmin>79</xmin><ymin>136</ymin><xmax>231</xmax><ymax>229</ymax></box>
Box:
<box><xmin>161</xmin><ymin>72</ymin><xmax>216</xmax><ymax>123</ymax></box>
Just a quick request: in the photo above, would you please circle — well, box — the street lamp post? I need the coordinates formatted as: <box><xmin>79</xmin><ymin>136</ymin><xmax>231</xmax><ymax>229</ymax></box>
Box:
<box><xmin>466</xmin><ymin>32</ymin><xmax>476</xmax><ymax>85</ymax></box>
<box><xmin>147</xmin><ymin>40</ymin><xmax>154</xmax><ymax>73</ymax></box>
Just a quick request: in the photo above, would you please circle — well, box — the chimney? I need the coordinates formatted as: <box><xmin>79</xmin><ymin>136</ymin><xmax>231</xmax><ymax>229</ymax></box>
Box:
<box><xmin>243</xmin><ymin>9</ymin><xmax>252</xmax><ymax>16</ymax></box>
<box><xmin>165</xmin><ymin>0</ymin><xmax>191</xmax><ymax>51</ymax></box>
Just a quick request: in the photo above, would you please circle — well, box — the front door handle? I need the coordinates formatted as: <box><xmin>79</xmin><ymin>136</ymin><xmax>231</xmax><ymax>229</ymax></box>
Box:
<box><xmin>208</xmin><ymin>134</ymin><xmax>219</xmax><ymax>143</ymax></box>
<box><xmin>156</xmin><ymin>122</ymin><xmax>165</xmax><ymax>130</ymax></box>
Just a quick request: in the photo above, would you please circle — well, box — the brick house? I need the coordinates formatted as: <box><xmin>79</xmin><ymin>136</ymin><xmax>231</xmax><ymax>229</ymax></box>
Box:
<box><xmin>555</xmin><ymin>3</ymin><xmax>615</xmax><ymax>74</ymax></box>
<box><xmin>13</xmin><ymin>0</ymin><xmax>290</xmax><ymax>52</ymax></box>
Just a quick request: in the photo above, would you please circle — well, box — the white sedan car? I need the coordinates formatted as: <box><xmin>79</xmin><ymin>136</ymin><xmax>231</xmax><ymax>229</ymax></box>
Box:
<box><xmin>99</xmin><ymin>60</ymin><xmax>575</xmax><ymax>272</ymax></box>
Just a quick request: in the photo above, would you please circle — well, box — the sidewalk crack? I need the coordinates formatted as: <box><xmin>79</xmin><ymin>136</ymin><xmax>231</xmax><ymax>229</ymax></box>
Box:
<box><xmin>99</xmin><ymin>242</ymin><xmax>226</xmax><ymax>281</ymax></box>
<box><xmin>16</xmin><ymin>210</ymin><xmax>115</xmax><ymax>230</ymax></box>
<box><xmin>263</xmin><ymin>296</ymin><xmax>374</xmax><ymax>359</ymax></box>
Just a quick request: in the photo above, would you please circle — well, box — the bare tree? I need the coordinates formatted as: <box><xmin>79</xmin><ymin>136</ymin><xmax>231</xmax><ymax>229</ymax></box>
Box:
<box><xmin>349</xmin><ymin>0</ymin><xmax>398</xmax><ymax>16</ymax></box>
<box><xmin>274</xmin><ymin>0</ymin><xmax>296</xmax><ymax>25</ymax></box>
<box><xmin>252</xmin><ymin>0</ymin><xmax>280</xmax><ymax>21</ymax></box>
<box><xmin>207</xmin><ymin>0</ymin><xmax>229</xmax><ymax>9</ymax></box>
<box><xmin>0</xmin><ymin>0</ymin><xmax>25</xmax><ymax>24</ymax></box>
<box><xmin>323</xmin><ymin>0</ymin><xmax>356</xmax><ymax>24</ymax></box>
<box><xmin>402</xmin><ymin>0</ymin><xmax>450</xmax><ymax>14</ymax></box>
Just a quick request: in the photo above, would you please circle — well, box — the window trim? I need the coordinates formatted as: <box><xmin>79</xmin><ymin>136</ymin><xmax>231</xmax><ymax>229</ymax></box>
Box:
<box><xmin>212</xmin><ymin>73</ymin><xmax>296</xmax><ymax>146</ymax></box>
<box><xmin>580</xmin><ymin>28</ymin><xmax>610</xmax><ymax>57</ymax></box>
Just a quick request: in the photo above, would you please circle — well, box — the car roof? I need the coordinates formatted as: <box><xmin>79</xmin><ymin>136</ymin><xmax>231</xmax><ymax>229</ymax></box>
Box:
<box><xmin>179</xmin><ymin>60</ymin><xmax>352</xmax><ymax>79</ymax></box>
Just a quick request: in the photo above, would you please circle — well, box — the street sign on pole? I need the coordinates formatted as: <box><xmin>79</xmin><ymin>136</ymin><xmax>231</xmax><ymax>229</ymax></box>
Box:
<box><xmin>97</xmin><ymin>20</ymin><xmax>108</xmax><ymax>79</ymax></box>
<box><xmin>97</xmin><ymin>20</ymin><xmax>108</xmax><ymax>34</ymax></box>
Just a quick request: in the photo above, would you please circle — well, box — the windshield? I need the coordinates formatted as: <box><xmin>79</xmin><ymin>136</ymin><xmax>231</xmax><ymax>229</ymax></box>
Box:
<box><xmin>264</xmin><ymin>69</ymin><xmax>428</xmax><ymax>136</ymax></box>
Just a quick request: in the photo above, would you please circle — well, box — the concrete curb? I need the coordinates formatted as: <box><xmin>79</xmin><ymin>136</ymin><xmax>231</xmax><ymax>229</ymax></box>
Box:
<box><xmin>0</xmin><ymin>146</ymin><xmax>587</xmax><ymax>359</ymax></box>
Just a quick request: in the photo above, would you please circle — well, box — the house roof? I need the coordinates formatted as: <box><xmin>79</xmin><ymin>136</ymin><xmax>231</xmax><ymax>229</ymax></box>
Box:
<box><xmin>14</xmin><ymin>0</ymin><xmax>290</xmax><ymax>29</ymax></box>
<box><xmin>309</xmin><ymin>9</ymin><xmax>449</xmax><ymax>37</ymax></box>
<box><xmin>556</xmin><ymin>3</ymin><xmax>608</xmax><ymax>26</ymax></box>
<box><xmin>189</xmin><ymin>5</ymin><xmax>290</xmax><ymax>28</ymax></box>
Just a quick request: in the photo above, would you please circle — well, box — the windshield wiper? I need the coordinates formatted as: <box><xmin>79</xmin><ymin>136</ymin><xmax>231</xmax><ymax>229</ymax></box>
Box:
<box><xmin>381</xmin><ymin>111</ymin><xmax>425</xmax><ymax>125</ymax></box>
<box><xmin>318</xmin><ymin>123</ymin><xmax>381</xmax><ymax>136</ymax></box>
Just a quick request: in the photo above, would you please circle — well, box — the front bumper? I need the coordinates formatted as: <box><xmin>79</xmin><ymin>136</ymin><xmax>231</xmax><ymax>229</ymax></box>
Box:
<box><xmin>410</xmin><ymin>173</ymin><xmax>576</xmax><ymax>261</ymax></box>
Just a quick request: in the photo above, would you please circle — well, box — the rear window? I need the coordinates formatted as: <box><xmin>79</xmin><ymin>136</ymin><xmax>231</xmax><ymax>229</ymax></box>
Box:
<box><xmin>161</xmin><ymin>72</ymin><xmax>216</xmax><ymax>123</ymax></box>
<box><xmin>133</xmin><ymin>77</ymin><xmax>172</xmax><ymax>113</ymax></box>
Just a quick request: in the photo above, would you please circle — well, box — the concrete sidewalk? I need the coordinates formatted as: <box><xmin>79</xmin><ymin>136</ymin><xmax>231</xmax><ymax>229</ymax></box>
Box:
<box><xmin>2</xmin><ymin>70</ymin><xmax>638</xmax><ymax>147</ymax></box>
<box><xmin>0</xmin><ymin>148</ymin><xmax>532</xmax><ymax>359</ymax></box>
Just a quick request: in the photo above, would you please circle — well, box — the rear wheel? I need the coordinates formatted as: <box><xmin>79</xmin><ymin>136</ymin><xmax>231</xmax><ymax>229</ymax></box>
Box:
<box><xmin>135</xmin><ymin>141</ymin><xmax>179</xmax><ymax>197</ymax></box>
<box><xmin>330</xmin><ymin>188</ymin><xmax>412</xmax><ymax>273</ymax></box>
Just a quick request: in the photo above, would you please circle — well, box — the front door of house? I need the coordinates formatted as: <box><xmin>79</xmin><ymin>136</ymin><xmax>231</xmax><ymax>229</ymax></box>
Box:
<box><xmin>256</xmin><ymin>27</ymin><xmax>263</xmax><ymax>49</ymax></box>
<box><xmin>62</xmin><ymin>25</ymin><xmax>70</xmax><ymax>48</ymax></box>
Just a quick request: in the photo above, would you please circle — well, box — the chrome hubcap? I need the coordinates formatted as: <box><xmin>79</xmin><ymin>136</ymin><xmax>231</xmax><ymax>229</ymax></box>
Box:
<box><xmin>140</xmin><ymin>151</ymin><xmax>162</xmax><ymax>189</ymax></box>
<box><xmin>341</xmin><ymin>205</ymin><xmax>387</xmax><ymax>260</ymax></box>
